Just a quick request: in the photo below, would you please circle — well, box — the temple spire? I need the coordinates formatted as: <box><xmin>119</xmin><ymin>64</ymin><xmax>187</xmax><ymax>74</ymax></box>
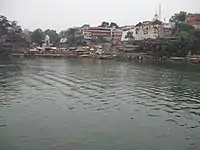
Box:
<box><xmin>159</xmin><ymin>3</ymin><xmax>161</xmax><ymax>21</ymax></box>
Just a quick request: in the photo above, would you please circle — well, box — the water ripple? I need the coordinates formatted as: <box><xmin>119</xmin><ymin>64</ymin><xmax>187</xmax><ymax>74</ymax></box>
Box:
<box><xmin>1</xmin><ymin>59</ymin><xmax>200</xmax><ymax>150</ymax></box>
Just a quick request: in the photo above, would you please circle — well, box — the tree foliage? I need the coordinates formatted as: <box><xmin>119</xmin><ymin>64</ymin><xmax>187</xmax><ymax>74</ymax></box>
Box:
<box><xmin>23</xmin><ymin>29</ymin><xmax>32</xmax><ymax>44</ymax></box>
<box><xmin>110</xmin><ymin>22</ymin><xmax>119</xmax><ymax>28</ymax></box>
<box><xmin>177</xmin><ymin>23</ymin><xmax>195</xmax><ymax>33</ymax></box>
<box><xmin>67</xmin><ymin>28</ymin><xmax>77</xmax><ymax>45</ymax></box>
<box><xmin>99</xmin><ymin>21</ymin><xmax>109</xmax><ymax>28</ymax></box>
<box><xmin>31</xmin><ymin>28</ymin><xmax>44</xmax><ymax>45</ymax></box>
<box><xmin>81</xmin><ymin>24</ymin><xmax>90</xmax><ymax>28</ymax></box>
<box><xmin>59</xmin><ymin>30</ymin><xmax>68</xmax><ymax>38</ymax></box>
<box><xmin>169</xmin><ymin>11</ymin><xmax>188</xmax><ymax>23</ymax></box>
<box><xmin>59</xmin><ymin>28</ymin><xmax>82</xmax><ymax>45</ymax></box>
<box><xmin>0</xmin><ymin>15</ymin><xmax>23</xmax><ymax>39</ymax></box>
<box><xmin>168</xmin><ymin>11</ymin><xmax>200</xmax><ymax>55</ymax></box>
<box><xmin>139</xmin><ymin>11</ymin><xmax>200</xmax><ymax>57</ymax></box>
<box><xmin>0</xmin><ymin>15</ymin><xmax>9</xmax><ymax>36</ymax></box>
<box><xmin>44</xmin><ymin>29</ymin><xmax>59</xmax><ymax>45</ymax></box>
<box><xmin>0</xmin><ymin>15</ymin><xmax>22</xmax><ymax>36</ymax></box>
<box><xmin>125</xmin><ymin>31</ymin><xmax>134</xmax><ymax>40</ymax></box>
<box><xmin>99</xmin><ymin>22</ymin><xmax>119</xmax><ymax>28</ymax></box>
<box><xmin>67</xmin><ymin>28</ymin><xmax>84</xmax><ymax>45</ymax></box>
<box><xmin>0</xmin><ymin>15</ymin><xmax>29</xmax><ymax>54</ymax></box>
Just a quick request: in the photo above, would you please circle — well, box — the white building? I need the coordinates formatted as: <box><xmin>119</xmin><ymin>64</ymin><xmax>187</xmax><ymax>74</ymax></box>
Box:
<box><xmin>122</xmin><ymin>14</ymin><xmax>173</xmax><ymax>41</ymax></box>
<box><xmin>134</xmin><ymin>14</ymin><xmax>163</xmax><ymax>40</ymax></box>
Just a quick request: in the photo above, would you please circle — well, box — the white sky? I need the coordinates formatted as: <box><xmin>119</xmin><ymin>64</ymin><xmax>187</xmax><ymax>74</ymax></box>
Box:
<box><xmin>0</xmin><ymin>0</ymin><xmax>200</xmax><ymax>31</ymax></box>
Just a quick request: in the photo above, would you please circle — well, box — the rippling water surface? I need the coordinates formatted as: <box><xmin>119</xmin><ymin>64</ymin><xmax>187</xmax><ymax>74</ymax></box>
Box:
<box><xmin>0</xmin><ymin>58</ymin><xmax>200</xmax><ymax>150</ymax></box>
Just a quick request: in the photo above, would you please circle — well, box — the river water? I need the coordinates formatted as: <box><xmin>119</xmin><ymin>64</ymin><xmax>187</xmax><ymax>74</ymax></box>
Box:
<box><xmin>0</xmin><ymin>58</ymin><xmax>200</xmax><ymax>150</ymax></box>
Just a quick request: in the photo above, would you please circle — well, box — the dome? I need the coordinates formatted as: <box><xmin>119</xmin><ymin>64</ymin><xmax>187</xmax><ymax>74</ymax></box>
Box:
<box><xmin>153</xmin><ymin>13</ymin><xmax>159</xmax><ymax>21</ymax></box>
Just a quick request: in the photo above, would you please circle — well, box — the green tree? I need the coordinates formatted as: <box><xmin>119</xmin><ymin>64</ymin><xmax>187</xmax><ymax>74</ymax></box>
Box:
<box><xmin>81</xmin><ymin>24</ymin><xmax>90</xmax><ymax>28</ymax></box>
<box><xmin>192</xmin><ymin>29</ymin><xmax>200</xmax><ymax>38</ymax></box>
<box><xmin>59</xmin><ymin>30</ymin><xmax>68</xmax><ymax>38</ymax></box>
<box><xmin>169</xmin><ymin>11</ymin><xmax>188</xmax><ymax>23</ymax></box>
<box><xmin>65</xmin><ymin>28</ymin><xmax>79</xmax><ymax>45</ymax></box>
<box><xmin>59</xmin><ymin>29</ymin><xmax>77</xmax><ymax>45</ymax></box>
<box><xmin>44</xmin><ymin>29</ymin><xmax>59</xmax><ymax>45</ymax></box>
<box><xmin>0</xmin><ymin>15</ymin><xmax>29</xmax><ymax>54</ymax></box>
<box><xmin>175</xmin><ymin>31</ymin><xmax>190</xmax><ymax>38</ymax></box>
<box><xmin>110</xmin><ymin>22</ymin><xmax>119</xmax><ymax>28</ymax></box>
<box><xmin>66</xmin><ymin>28</ymin><xmax>84</xmax><ymax>46</ymax></box>
<box><xmin>11</xmin><ymin>21</ymin><xmax>17</xmax><ymax>27</ymax></box>
<box><xmin>10</xmin><ymin>21</ymin><xmax>22</xmax><ymax>33</ymax></box>
<box><xmin>140</xmin><ymin>12</ymin><xmax>200</xmax><ymax>57</ymax></box>
<box><xmin>177</xmin><ymin>23</ymin><xmax>194</xmax><ymax>33</ymax></box>
<box><xmin>0</xmin><ymin>15</ymin><xmax>10</xmax><ymax>36</ymax></box>
<box><xmin>0</xmin><ymin>15</ymin><xmax>24</xmax><ymax>41</ymax></box>
<box><xmin>125</xmin><ymin>31</ymin><xmax>134</xmax><ymax>40</ymax></box>
<box><xmin>23</xmin><ymin>29</ymin><xmax>32</xmax><ymax>44</ymax></box>
<box><xmin>99</xmin><ymin>21</ymin><xmax>109</xmax><ymax>28</ymax></box>
<box><xmin>0</xmin><ymin>15</ymin><xmax>22</xmax><ymax>36</ymax></box>
<box><xmin>31</xmin><ymin>28</ymin><xmax>44</xmax><ymax>45</ymax></box>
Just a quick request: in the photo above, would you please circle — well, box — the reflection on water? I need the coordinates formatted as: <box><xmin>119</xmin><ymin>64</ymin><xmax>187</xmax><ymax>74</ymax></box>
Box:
<box><xmin>0</xmin><ymin>58</ymin><xmax>200</xmax><ymax>150</ymax></box>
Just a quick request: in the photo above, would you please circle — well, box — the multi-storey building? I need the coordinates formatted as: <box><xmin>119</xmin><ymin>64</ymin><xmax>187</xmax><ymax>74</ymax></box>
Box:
<box><xmin>122</xmin><ymin>13</ymin><xmax>173</xmax><ymax>41</ymax></box>
<box><xmin>83</xmin><ymin>27</ymin><xmax>122</xmax><ymax>40</ymax></box>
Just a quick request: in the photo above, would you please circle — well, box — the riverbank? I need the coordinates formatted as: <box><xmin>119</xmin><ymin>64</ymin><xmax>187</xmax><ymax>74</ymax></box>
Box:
<box><xmin>7</xmin><ymin>52</ymin><xmax>200</xmax><ymax>64</ymax></box>
<box><xmin>7</xmin><ymin>52</ymin><xmax>151</xmax><ymax>61</ymax></box>
<box><xmin>2</xmin><ymin>37</ymin><xmax>200</xmax><ymax>64</ymax></box>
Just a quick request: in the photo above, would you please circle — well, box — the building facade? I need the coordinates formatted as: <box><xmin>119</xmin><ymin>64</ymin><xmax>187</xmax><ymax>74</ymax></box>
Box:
<box><xmin>133</xmin><ymin>14</ymin><xmax>163</xmax><ymax>40</ymax></box>
<box><xmin>121</xmin><ymin>13</ymin><xmax>173</xmax><ymax>41</ymax></box>
<box><xmin>111</xmin><ymin>29</ymin><xmax>123</xmax><ymax>40</ymax></box>
<box><xmin>186</xmin><ymin>14</ymin><xmax>200</xmax><ymax>29</ymax></box>
<box><xmin>83</xmin><ymin>27</ymin><xmax>122</xmax><ymax>40</ymax></box>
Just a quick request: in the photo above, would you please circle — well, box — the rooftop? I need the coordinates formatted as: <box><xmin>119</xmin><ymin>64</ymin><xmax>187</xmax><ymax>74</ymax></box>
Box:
<box><xmin>135</xmin><ymin>19</ymin><xmax>163</xmax><ymax>26</ymax></box>
<box><xmin>186</xmin><ymin>14</ymin><xmax>200</xmax><ymax>21</ymax></box>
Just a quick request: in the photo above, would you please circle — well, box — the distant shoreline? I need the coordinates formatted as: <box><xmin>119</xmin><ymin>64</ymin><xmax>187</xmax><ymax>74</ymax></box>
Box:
<box><xmin>3</xmin><ymin>53</ymin><xmax>199</xmax><ymax>64</ymax></box>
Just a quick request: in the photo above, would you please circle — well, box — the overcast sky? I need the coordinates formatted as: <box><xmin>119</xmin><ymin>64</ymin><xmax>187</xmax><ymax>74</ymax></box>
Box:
<box><xmin>0</xmin><ymin>0</ymin><xmax>200</xmax><ymax>31</ymax></box>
